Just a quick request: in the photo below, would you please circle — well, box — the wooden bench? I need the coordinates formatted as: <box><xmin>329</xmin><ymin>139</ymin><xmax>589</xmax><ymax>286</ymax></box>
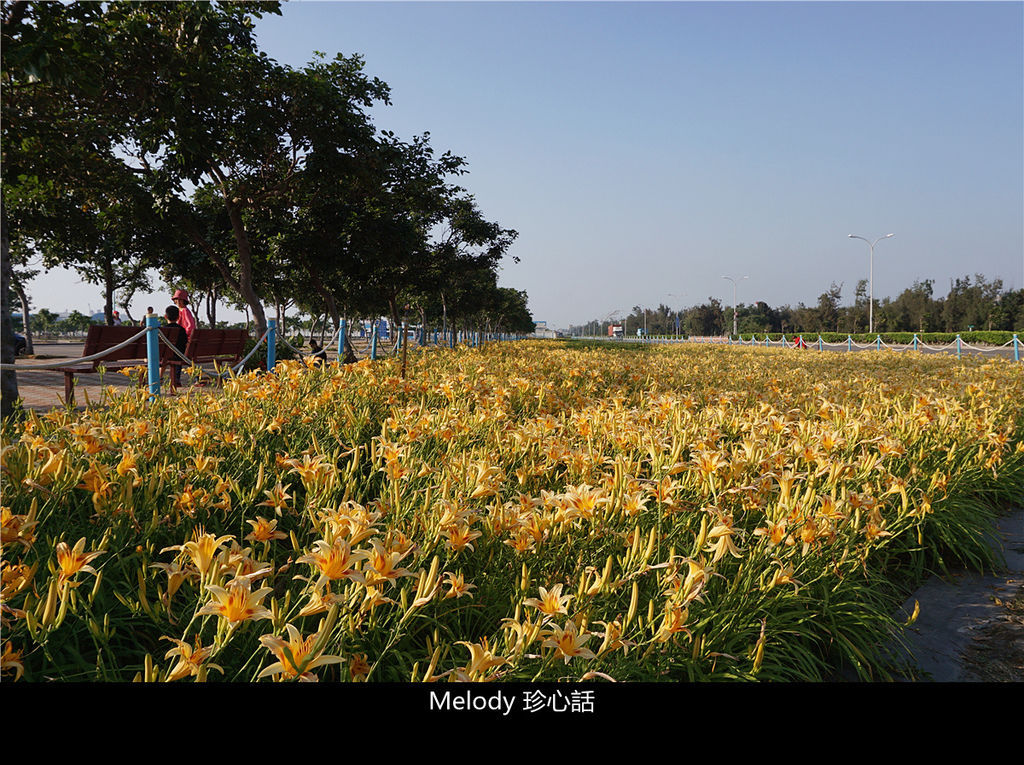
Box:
<box><xmin>181</xmin><ymin>329</ymin><xmax>249</xmax><ymax>376</ymax></box>
<box><xmin>57</xmin><ymin>325</ymin><xmax>184</xmax><ymax>406</ymax></box>
<box><xmin>58</xmin><ymin>326</ymin><xmax>248</xmax><ymax>405</ymax></box>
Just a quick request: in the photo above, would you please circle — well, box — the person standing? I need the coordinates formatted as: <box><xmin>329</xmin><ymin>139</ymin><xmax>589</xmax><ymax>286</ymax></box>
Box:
<box><xmin>162</xmin><ymin>305</ymin><xmax>188</xmax><ymax>392</ymax></box>
<box><xmin>172</xmin><ymin>289</ymin><xmax>197</xmax><ymax>339</ymax></box>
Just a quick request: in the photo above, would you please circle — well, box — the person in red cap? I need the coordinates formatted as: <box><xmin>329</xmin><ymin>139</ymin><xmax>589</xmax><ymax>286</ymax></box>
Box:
<box><xmin>172</xmin><ymin>288</ymin><xmax>196</xmax><ymax>339</ymax></box>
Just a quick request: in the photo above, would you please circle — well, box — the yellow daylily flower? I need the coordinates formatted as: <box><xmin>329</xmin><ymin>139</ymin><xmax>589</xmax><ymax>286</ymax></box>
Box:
<box><xmin>297</xmin><ymin>539</ymin><xmax>367</xmax><ymax>588</ymax></box>
<box><xmin>524</xmin><ymin>583</ymin><xmax>573</xmax><ymax>617</ymax></box>
<box><xmin>199</xmin><ymin>579</ymin><xmax>273</xmax><ymax>623</ymax></box>
<box><xmin>541</xmin><ymin>620</ymin><xmax>597</xmax><ymax>663</ymax></box>
<box><xmin>163</xmin><ymin>528</ymin><xmax>234</xmax><ymax>581</ymax></box>
<box><xmin>245</xmin><ymin>517</ymin><xmax>288</xmax><ymax>543</ymax></box>
<box><xmin>258</xmin><ymin>622</ymin><xmax>344</xmax><ymax>682</ymax></box>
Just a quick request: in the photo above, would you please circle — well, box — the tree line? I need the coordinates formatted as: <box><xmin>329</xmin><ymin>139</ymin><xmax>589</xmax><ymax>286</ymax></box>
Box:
<box><xmin>574</xmin><ymin>274</ymin><xmax>1024</xmax><ymax>337</ymax></box>
<box><xmin>1</xmin><ymin>2</ymin><xmax>533</xmax><ymax>418</ymax></box>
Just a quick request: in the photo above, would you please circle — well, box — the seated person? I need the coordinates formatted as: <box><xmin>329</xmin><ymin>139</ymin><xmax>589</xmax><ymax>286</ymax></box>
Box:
<box><xmin>308</xmin><ymin>339</ymin><xmax>328</xmax><ymax>366</ymax></box>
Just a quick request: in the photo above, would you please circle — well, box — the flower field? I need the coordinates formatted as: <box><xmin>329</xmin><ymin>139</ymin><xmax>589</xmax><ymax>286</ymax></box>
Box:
<box><xmin>2</xmin><ymin>341</ymin><xmax>1022</xmax><ymax>682</ymax></box>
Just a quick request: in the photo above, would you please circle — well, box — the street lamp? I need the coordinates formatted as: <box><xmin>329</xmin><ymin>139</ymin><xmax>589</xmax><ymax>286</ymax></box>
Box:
<box><xmin>848</xmin><ymin>233</ymin><xmax>894</xmax><ymax>334</ymax></box>
<box><xmin>722</xmin><ymin>276</ymin><xmax>748</xmax><ymax>338</ymax></box>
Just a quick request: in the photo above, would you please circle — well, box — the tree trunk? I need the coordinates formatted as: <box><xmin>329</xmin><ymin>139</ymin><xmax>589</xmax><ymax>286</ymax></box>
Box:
<box><xmin>12</xmin><ymin>276</ymin><xmax>34</xmax><ymax>355</ymax></box>
<box><xmin>118</xmin><ymin>276</ymin><xmax>141</xmax><ymax>325</ymax></box>
<box><xmin>313</xmin><ymin>278</ymin><xmax>340</xmax><ymax>336</ymax></box>
<box><xmin>1</xmin><ymin>201</ymin><xmax>22</xmax><ymax>422</ymax></box>
<box><xmin>440</xmin><ymin>291</ymin><xmax>448</xmax><ymax>340</ymax></box>
<box><xmin>206</xmin><ymin>288</ymin><xmax>218</xmax><ymax>328</ymax></box>
<box><xmin>226</xmin><ymin>200</ymin><xmax>268</xmax><ymax>339</ymax></box>
<box><xmin>104</xmin><ymin>258</ymin><xmax>115</xmax><ymax>326</ymax></box>
<box><xmin>387</xmin><ymin>297</ymin><xmax>400</xmax><ymax>351</ymax></box>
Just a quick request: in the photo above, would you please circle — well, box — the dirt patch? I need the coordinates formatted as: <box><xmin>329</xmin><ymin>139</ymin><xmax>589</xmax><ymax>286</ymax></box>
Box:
<box><xmin>960</xmin><ymin>580</ymin><xmax>1024</xmax><ymax>681</ymax></box>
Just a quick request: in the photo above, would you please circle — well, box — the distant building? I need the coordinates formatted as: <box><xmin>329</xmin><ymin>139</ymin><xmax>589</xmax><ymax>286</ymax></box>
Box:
<box><xmin>532</xmin><ymin>321</ymin><xmax>558</xmax><ymax>339</ymax></box>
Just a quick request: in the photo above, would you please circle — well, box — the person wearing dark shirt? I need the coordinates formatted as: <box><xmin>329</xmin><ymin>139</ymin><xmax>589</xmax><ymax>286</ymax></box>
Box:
<box><xmin>308</xmin><ymin>339</ymin><xmax>328</xmax><ymax>366</ymax></box>
<box><xmin>162</xmin><ymin>305</ymin><xmax>189</xmax><ymax>391</ymax></box>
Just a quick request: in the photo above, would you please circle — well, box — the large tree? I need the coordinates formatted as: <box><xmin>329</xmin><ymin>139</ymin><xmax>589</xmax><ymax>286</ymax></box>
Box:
<box><xmin>2</xmin><ymin>1</ymin><xmax>115</xmax><ymax>418</ymax></box>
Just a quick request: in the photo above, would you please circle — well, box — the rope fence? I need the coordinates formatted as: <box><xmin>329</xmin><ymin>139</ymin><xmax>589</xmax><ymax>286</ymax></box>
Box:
<box><xmin>574</xmin><ymin>332</ymin><xmax>1021</xmax><ymax>361</ymax></box>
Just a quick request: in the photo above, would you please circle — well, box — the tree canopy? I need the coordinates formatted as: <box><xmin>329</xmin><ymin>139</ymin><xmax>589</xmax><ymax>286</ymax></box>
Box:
<box><xmin>1</xmin><ymin>1</ymin><xmax>529</xmax><ymax>418</ymax></box>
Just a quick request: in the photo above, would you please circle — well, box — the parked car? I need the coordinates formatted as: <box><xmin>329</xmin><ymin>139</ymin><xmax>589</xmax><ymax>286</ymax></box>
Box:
<box><xmin>13</xmin><ymin>333</ymin><xmax>27</xmax><ymax>356</ymax></box>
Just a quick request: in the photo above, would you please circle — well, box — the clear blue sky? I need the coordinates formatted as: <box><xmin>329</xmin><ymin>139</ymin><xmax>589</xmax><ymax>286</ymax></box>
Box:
<box><xmin>28</xmin><ymin>1</ymin><xmax>1024</xmax><ymax>330</ymax></box>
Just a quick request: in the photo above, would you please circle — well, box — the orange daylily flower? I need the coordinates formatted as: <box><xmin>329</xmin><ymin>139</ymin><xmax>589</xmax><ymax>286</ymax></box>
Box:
<box><xmin>163</xmin><ymin>636</ymin><xmax>223</xmax><ymax>681</ymax></box>
<box><xmin>56</xmin><ymin>537</ymin><xmax>105</xmax><ymax>587</ymax></box>
<box><xmin>258</xmin><ymin>622</ymin><xmax>344</xmax><ymax>682</ymax></box>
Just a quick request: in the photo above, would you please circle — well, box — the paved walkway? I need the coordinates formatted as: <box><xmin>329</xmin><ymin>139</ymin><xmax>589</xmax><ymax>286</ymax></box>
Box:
<box><xmin>10</xmin><ymin>346</ymin><xmax>203</xmax><ymax>411</ymax></box>
<box><xmin>893</xmin><ymin>508</ymin><xmax>1023</xmax><ymax>681</ymax></box>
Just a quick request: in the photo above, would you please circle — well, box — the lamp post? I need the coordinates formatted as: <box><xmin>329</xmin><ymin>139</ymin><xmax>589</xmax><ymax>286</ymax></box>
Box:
<box><xmin>848</xmin><ymin>233</ymin><xmax>894</xmax><ymax>334</ymax></box>
<box><xmin>722</xmin><ymin>276</ymin><xmax>748</xmax><ymax>338</ymax></box>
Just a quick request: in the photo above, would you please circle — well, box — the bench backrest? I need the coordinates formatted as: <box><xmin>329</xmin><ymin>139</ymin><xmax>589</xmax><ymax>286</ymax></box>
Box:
<box><xmin>81</xmin><ymin>325</ymin><xmax>184</xmax><ymax>368</ymax></box>
<box><xmin>185</xmin><ymin>329</ymin><xmax>249</xmax><ymax>364</ymax></box>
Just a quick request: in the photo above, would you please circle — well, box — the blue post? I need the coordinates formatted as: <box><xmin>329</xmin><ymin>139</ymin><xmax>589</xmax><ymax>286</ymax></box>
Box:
<box><xmin>433</xmin><ymin>330</ymin><xmax>438</xmax><ymax>346</ymax></box>
<box><xmin>1014</xmin><ymin>334</ymin><xmax>1020</xmax><ymax>362</ymax></box>
<box><xmin>913</xmin><ymin>334</ymin><xmax>918</xmax><ymax>351</ymax></box>
<box><xmin>847</xmin><ymin>335</ymin><xmax>852</xmax><ymax>352</ymax></box>
<box><xmin>956</xmin><ymin>334</ymin><xmax>961</xmax><ymax>360</ymax></box>
<box><xmin>782</xmin><ymin>334</ymin><xmax>787</xmax><ymax>348</ymax></box>
<box><xmin>146</xmin><ymin>316</ymin><xmax>160</xmax><ymax>399</ymax></box>
<box><xmin>370</xmin><ymin>323</ymin><xmax>378</xmax><ymax>361</ymax></box>
<box><xmin>876</xmin><ymin>335</ymin><xmax>881</xmax><ymax>351</ymax></box>
<box><xmin>818</xmin><ymin>335</ymin><xmax>823</xmax><ymax>351</ymax></box>
<box><xmin>267</xmin><ymin>319</ymin><xmax>276</xmax><ymax>371</ymax></box>
<box><xmin>338</xmin><ymin>318</ymin><xmax>346</xmax><ymax>360</ymax></box>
